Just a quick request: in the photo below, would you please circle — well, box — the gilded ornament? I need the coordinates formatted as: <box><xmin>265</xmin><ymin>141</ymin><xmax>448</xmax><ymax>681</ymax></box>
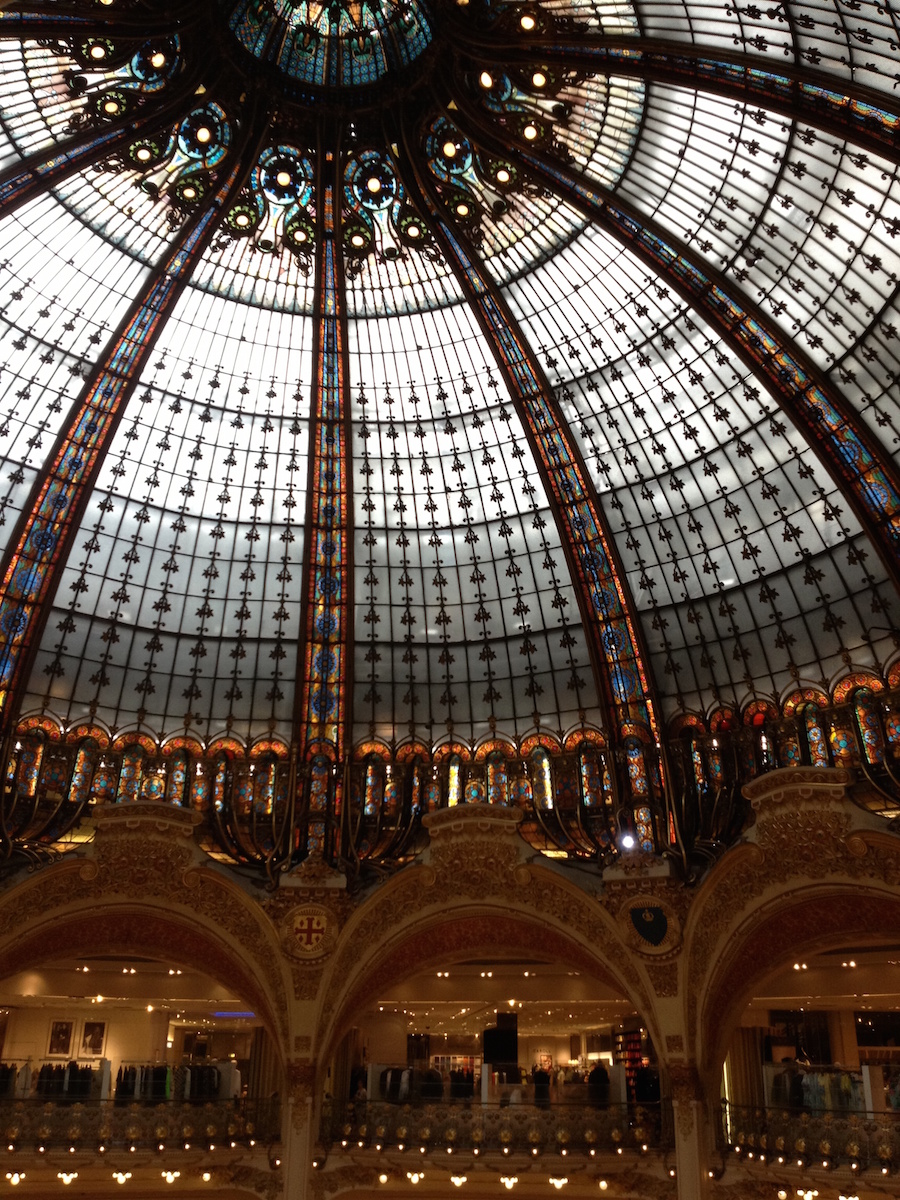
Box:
<box><xmin>611</xmin><ymin>1128</ymin><xmax>622</xmax><ymax>1142</ymax></box>
<box><xmin>583</xmin><ymin>1129</ymin><xmax>596</xmax><ymax>1144</ymax></box>
<box><xmin>845</xmin><ymin>1140</ymin><xmax>859</xmax><ymax>1155</ymax></box>
<box><xmin>818</xmin><ymin>1139</ymin><xmax>830</xmax><ymax>1155</ymax></box>
<box><xmin>445</xmin><ymin>1128</ymin><xmax>457</xmax><ymax>1142</ymax></box>
<box><xmin>555</xmin><ymin>1128</ymin><xmax>570</xmax><ymax>1144</ymax></box>
<box><xmin>418</xmin><ymin>1125</ymin><xmax>431</xmax><ymax>1141</ymax></box>
<box><xmin>500</xmin><ymin>1127</ymin><xmax>512</xmax><ymax>1143</ymax></box>
<box><xmin>793</xmin><ymin>1137</ymin><xmax>806</xmax><ymax>1152</ymax></box>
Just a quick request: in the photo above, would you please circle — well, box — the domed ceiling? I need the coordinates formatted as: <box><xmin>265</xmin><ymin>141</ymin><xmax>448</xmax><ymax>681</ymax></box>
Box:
<box><xmin>0</xmin><ymin>0</ymin><xmax>898</xmax><ymax>778</ymax></box>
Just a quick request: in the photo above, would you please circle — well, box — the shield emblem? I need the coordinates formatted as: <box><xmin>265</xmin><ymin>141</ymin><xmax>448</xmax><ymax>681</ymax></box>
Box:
<box><xmin>630</xmin><ymin>905</ymin><xmax>668</xmax><ymax>946</ymax></box>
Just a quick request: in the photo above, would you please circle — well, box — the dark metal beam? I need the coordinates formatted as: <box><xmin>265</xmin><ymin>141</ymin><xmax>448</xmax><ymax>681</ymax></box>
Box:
<box><xmin>454</xmin><ymin>29</ymin><xmax>900</xmax><ymax>165</ymax></box>
<box><xmin>399</xmin><ymin>121</ymin><xmax>668</xmax><ymax>812</ymax></box>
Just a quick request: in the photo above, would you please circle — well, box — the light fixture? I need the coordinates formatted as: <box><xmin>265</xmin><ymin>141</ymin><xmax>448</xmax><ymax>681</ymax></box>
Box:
<box><xmin>89</xmin><ymin>43</ymin><xmax>106</xmax><ymax>58</ymax></box>
<box><xmin>406</xmin><ymin>1172</ymin><xmax>424</xmax><ymax>1184</ymax></box>
<box><xmin>5</xmin><ymin>1175</ymin><xmax>24</xmax><ymax>1186</ymax></box>
<box><xmin>112</xmin><ymin>1173</ymin><xmax>132</xmax><ymax>1184</ymax></box>
<box><xmin>162</xmin><ymin>1171</ymin><xmax>181</xmax><ymax>1183</ymax></box>
<box><xmin>442</xmin><ymin>141</ymin><xmax>457</xmax><ymax>158</ymax></box>
<box><xmin>150</xmin><ymin>51</ymin><xmax>166</xmax><ymax>68</ymax></box>
<box><xmin>57</xmin><ymin>1173</ymin><xmax>77</xmax><ymax>1185</ymax></box>
<box><xmin>195</xmin><ymin>126</ymin><xmax>212</xmax><ymax>144</ymax></box>
<box><xmin>549</xmin><ymin>1179</ymin><xmax>568</xmax><ymax>1189</ymax></box>
<box><xmin>520</xmin><ymin>14</ymin><xmax>535</xmax><ymax>29</ymax></box>
<box><xmin>532</xmin><ymin>72</ymin><xmax>546</xmax><ymax>87</ymax></box>
<box><xmin>500</xmin><ymin>1177</ymin><xmax>518</xmax><ymax>1190</ymax></box>
<box><xmin>276</xmin><ymin>170</ymin><xmax>292</xmax><ymax>187</ymax></box>
<box><xmin>523</xmin><ymin>124</ymin><xmax>538</xmax><ymax>140</ymax></box>
<box><xmin>367</xmin><ymin>177</ymin><xmax>382</xmax><ymax>194</ymax></box>
<box><xmin>451</xmin><ymin>1177</ymin><xmax>466</xmax><ymax>1187</ymax></box>
<box><xmin>479</xmin><ymin>72</ymin><xmax>493</xmax><ymax>88</ymax></box>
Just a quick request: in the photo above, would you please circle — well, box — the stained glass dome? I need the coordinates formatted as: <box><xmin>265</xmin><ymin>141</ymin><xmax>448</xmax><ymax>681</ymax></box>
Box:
<box><xmin>0</xmin><ymin>0</ymin><xmax>898</xmax><ymax>875</ymax></box>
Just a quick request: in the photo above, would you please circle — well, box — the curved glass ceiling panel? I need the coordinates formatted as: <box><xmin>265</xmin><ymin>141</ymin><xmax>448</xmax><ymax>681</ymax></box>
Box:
<box><xmin>503</xmin><ymin>224</ymin><xmax>895</xmax><ymax>715</ymax></box>
<box><xmin>0</xmin><ymin>194</ymin><xmax>152</xmax><ymax>557</ymax></box>
<box><xmin>350</xmin><ymin>300</ymin><xmax>602</xmax><ymax>746</ymax></box>
<box><xmin>18</xmin><ymin>288</ymin><xmax>314</xmax><ymax>745</ymax></box>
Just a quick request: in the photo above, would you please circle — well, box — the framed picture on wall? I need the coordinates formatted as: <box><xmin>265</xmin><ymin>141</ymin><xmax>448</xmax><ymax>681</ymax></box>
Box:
<box><xmin>79</xmin><ymin>1019</ymin><xmax>107</xmax><ymax>1058</ymax></box>
<box><xmin>47</xmin><ymin>1019</ymin><xmax>74</xmax><ymax>1057</ymax></box>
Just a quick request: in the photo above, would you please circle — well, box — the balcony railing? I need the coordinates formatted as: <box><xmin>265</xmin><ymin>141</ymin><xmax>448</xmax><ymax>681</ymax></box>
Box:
<box><xmin>0</xmin><ymin>1097</ymin><xmax>281</xmax><ymax>1151</ymax></box>
<box><xmin>319</xmin><ymin>1100</ymin><xmax>672</xmax><ymax>1159</ymax></box>
<box><xmin>723</xmin><ymin>1101</ymin><xmax>900</xmax><ymax>1171</ymax></box>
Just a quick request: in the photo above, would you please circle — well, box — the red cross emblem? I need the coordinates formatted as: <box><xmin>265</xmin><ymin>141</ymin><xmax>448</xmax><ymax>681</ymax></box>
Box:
<box><xmin>290</xmin><ymin>906</ymin><xmax>328</xmax><ymax>956</ymax></box>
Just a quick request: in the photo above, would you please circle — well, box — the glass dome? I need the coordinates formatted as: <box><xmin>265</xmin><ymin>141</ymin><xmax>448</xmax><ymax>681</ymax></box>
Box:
<box><xmin>0</xmin><ymin>0</ymin><xmax>898</xmax><ymax>872</ymax></box>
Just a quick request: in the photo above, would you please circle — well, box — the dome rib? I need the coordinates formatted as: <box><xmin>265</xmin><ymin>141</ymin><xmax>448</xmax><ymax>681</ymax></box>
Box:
<box><xmin>398</xmin><ymin>120</ymin><xmax>664</xmax><ymax>782</ymax></box>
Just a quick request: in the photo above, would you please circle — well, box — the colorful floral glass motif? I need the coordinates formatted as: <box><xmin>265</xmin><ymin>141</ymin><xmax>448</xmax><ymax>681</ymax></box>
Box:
<box><xmin>634</xmin><ymin>804</ymin><xmax>654</xmax><ymax>853</ymax></box>
<box><xmin>364</xmin><ymin>759</ymin><xmax>382</xmax><ymax>816</ymax></box>
<box><xmin>166</xmin><ymin>750</ymin><xmax>188</xmax><ymax>806</ymax></box>
<box><xmin>854</xmin><ymin>689</ymin><xmax>885</xmax><ymax>766</ymax></box>
<box><xmin>530</xmin><ymin>747</ymin><xmax>553</xmax><ymax>810</ymax></box>
<box><xmin>229</xmin><ymin>0</ymin><xmax>432</xmax><ymax>88</ymax></box>
<box><xmin>447</xmin><ymin>754</ymin><xmax>461</xmax><ymax>807</ymax></box>
<box><xmin>487</xmin><ymin>751</ymin><xmax>508</xmax><ymax>806</ymax></box>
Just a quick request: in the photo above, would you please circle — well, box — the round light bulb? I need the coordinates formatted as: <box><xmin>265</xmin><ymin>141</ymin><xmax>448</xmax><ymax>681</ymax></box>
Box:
<box><xmin>456</xmin><ymin>203</ymin><xmax>469</xmax><ymax>216</ymax></box>
<box><xmin>366</xmin><ymin>177</ymin><xmax>382</xmax><ymax>193</ymax></box>
<box><xmin>235</xmin><ymin>213</ymin><xmax>250</xmax><ymax>227</ymax></box>
<box><xmin>276</xmin><ymin>170</ymin><xmax>292</xmax><ymax>187</ymax></box>
<box><xmin>351</xmin><ymin>233</ymin><xmax>366</xmax><ymax>247</ymax></box>
<box><xmin>443</xmin><ymin>141</ymin><xmax>457</xmax><ymax>159</ymax></box>
<box><xmin>182</xmin><ymin>186</ymin><xmax>196</xmax><ymax>200</ymax></box>
<box><xmin>480</xmin><ymin>72</ymin><xmax>493</xmax><ymax>88</ymax></box>
<box><xmin>497</xmin><ymin>169</ymin><xmax>510</xmax><ymax>183</ymax></box>
<box><xmin>195</xmin><ymin>126</ymin><xmax>212</xmax><ymax>144</ymax></box>
<box><xmin>523</xmin><ymin>124</ymin><xmax>538</xmax><ymax>140</ymax></box>
<box><xmin>90</xmin><ymin>44</ymin><xmax>106</xmax><ymax>59</ymax></box>
<box><xmin>532</xmin><ymin>71</ymin><xmax>546</xmax><ymax>87</ymax></box>
<box><xmin>520</xmin><ymin>14</ymin><xmax>535</xmax><ymax>29</ymax></box>
<box><xmin>407</xmin><ymin>224</ymin><xmax>420</xmax><ymax>238</ymax></box>
<box><xmin>150</xmin><ymin>52</ymin><xmax>166</xmax><ymax>68</ymax></box>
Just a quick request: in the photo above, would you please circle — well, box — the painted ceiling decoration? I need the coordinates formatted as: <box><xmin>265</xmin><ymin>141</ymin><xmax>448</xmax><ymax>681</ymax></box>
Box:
<box><xmin>0</xmin><ymin>0</ymin><xmax>898</xmax><ymax>880</ymax></box>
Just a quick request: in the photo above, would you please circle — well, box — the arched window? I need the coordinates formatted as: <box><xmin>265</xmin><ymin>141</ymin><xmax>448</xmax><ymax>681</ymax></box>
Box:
<box><xmin>68</xmin><ymin>741</ymin><xmax>97</xmax><ymax>807</ymax></box>
<box><xmin>797</xmin><ymin>703</ymin><xmax>829</xmax><ymax>768</ymax></box>
<box><xmin>853</xmin><ymin>687</ymin><xmax>884</xmax><ymax>765</ymax></box>
<box><xmin>364</xmin><ymin>758</ymin><xmax>384</xmax><ymax>816</ymax></box>
<box><xmin>165</xmin><ymin>751</ymin><xmax>189</xmax><ymax>806</ymax></box>
<box><xmin>447</xmin><ymin>754</ymin><xmax>462</xmax><ymax>807</ymax></box>
<box><xmin>487</xmin><ymin>751</ymin><xmax>508</xmax><ymax>805</ymax></box>
<box><xmin>531</xmin><ymin>747</ymin><xmax>553</xmax><ymax>810</ymax></box>
<box><xmin>117</xmin><ymin>746</ymin><xmax>144</xmax><ymax>802</ymax></box>
<box><xmin>140</xmin><ymin>758</ymin><xmax>167</xmax><ymax>802</ymax></box>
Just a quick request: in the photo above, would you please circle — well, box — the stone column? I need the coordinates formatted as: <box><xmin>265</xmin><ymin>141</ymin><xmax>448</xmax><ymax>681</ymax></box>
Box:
<box><xmin>282</xmin><ymin>1060</ymin><xmax>318</xmax><ymax>1200</ymax></box>
<box><xmin>668</xmin><ymin>1063</ymin><xmax>715</xmax><ymax>1199</ymax></box>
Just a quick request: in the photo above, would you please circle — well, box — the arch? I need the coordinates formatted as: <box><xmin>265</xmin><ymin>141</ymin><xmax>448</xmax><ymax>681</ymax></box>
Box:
<box><xmin>316</xmin><ymin>850</ymin><xmax>662</xmax><ymax>1072</ymax></box>
<box><xmin>696</xmin><ymin>883</ymin><xmax>900</xmax><ymax>1079</ymax></box>
<box><xmin>0</xmin><ymin>902</ymin><xmax>286</xmax><ymax>1061</ymax></box>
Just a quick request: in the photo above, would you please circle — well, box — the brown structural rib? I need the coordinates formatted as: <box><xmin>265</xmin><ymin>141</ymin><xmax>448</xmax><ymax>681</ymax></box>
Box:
<box><xmin>398</xmin><ymin>116</ymin><xmax>670</xmax><ymax>817</ymax></box>
<box><xmin>0</xmin><ymin>112</ymin><xmax>268</xmax><ymax>729</ymax></box>
<box><xmin>0</xmin><ymin>2</ymin><xmax>195</xmax><ymax>36</ymax></box>
<box><xmin>280</xmin><ymin>141</ymin><xmax>355</xmax><ymax>874</ymax></box>
<box><xmin>450</xmin><ymin>94</ymin><xmax>900</xmax><ymax>600</ymax></box>
<box><xmin>456</xmin><ymin>28</ymin><xmax>900</xmax><ymax>167</ymax></box>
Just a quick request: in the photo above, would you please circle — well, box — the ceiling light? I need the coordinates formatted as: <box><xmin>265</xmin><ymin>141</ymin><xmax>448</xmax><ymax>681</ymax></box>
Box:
<box><xmin>532</xmin><ymin>72</ymin><xmax>546</xmax><ymax>87</ymax></box>
<box><xmin>523</xmin><ymin>124</ymin><xmax>538</xmax><ymax>140</ymax></box>
<box><xmin>480</xmin><ymin>72</ymin><xmax>493</xmax><ymax>88</ymax></box>
<box><xmin>195</xmin><ymin>126</ymin><xmax>212</xmax><ymax>144</ymax></box>
<box><xmin>520</xmin><ymin>14</ymin><xmax>535</xmax><ymax>29</ymax></box>
<box><xmin>443</xmin><ymin>142</ymin><xmax>457</xmax><ymax>158</ymax></box>
<box><xmin>150</xmin><ymin>52</ymin><xmax>166</xmax><ymax>68</ymax></box>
